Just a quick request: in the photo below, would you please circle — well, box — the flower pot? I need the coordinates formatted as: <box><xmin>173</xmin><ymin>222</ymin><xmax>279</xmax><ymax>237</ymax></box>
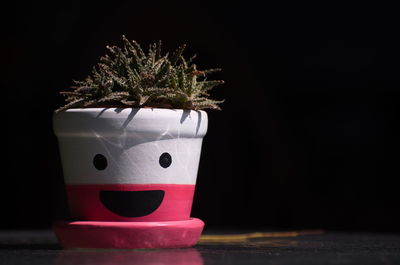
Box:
<box><xmin>52</xmin><ymin>108</ymin><xmax>207</xmax><ymax>249</ymax></box>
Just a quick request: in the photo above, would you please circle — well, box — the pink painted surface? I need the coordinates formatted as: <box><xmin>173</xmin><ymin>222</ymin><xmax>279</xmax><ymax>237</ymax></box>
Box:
<box><xmin>53</xmin><ymin>218</ymin><xmax>204</xmax><ymax>249</ymax></box>
<box><xmin>66</xmin><ymin>184</ymin><xmax>195</xmax><ymax>221</ymax></box>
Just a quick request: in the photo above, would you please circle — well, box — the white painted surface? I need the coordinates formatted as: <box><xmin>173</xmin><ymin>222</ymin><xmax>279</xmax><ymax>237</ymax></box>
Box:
<box><xmin>53</xmin><ymin>108</ymin><xmax>208</xmax><ymax>185</ymax></box>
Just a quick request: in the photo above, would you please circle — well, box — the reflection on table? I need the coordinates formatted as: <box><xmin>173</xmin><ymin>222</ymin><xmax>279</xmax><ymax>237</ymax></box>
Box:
<box><xmin>54</xmin><ymin>248</ymin><xmax>203</xmax><ymax>265</ymax></box>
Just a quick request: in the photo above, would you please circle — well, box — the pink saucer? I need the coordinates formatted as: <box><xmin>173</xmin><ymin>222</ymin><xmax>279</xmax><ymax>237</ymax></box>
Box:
<box><xmin>53</xmin><ymin>218</ymin><xmax>204</xmax><ymax>249</ymax></box>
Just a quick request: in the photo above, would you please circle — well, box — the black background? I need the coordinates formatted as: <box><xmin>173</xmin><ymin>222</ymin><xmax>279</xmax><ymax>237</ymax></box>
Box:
<box><xmin>2</xmin><ymin>1</ymin><xmax>400</xmax><ymax>232</ymax></box>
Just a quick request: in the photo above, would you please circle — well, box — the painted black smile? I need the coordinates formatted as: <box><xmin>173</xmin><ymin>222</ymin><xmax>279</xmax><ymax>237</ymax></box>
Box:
<box><xmin>99</xmin><ymin>190</ymin><xmax>165</xmax><ymax>217</ymax></box>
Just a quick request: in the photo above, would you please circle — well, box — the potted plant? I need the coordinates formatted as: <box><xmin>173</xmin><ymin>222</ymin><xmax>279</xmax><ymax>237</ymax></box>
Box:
<box><xmin>53</xmin><ymin>36</ymin><xmax>224</xmax><ymax>249</ymax></box>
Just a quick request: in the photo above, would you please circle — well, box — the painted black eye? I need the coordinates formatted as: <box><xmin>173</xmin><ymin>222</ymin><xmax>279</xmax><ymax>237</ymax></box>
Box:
<box><xmin>93</xmin><ymin>154</ymin><xmax>107</xmax><ymax>170</ymax></box>
<box><xmin>159</xmin><ymin>152</ymin><xmax>172</xmax><ymax>168</ymax></box>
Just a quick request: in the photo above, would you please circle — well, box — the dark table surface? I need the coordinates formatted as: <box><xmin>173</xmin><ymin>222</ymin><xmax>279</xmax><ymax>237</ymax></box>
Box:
<box><xmin>1</xmin><ymin>230</ymin><xmax>400</xmax><ymax>265</ymax></box>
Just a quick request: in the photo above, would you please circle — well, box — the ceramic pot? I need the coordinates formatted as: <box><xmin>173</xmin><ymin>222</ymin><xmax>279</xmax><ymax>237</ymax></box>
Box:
<box><xmin>53</xmin><ymin>108</ymin><xmax>207</xmax><ymax>222</ymax></box>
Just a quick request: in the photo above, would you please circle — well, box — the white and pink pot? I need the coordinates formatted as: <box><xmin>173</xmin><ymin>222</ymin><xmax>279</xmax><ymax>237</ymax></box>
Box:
<box><xmin>52</xmin><ymin>108</ymin><xmax>207</xmax><ymax>249</ymax></box>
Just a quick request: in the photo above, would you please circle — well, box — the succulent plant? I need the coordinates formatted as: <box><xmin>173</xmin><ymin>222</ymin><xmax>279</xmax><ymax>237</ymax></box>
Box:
<box><xmin>57</xmin><ymin>36</ymin><xmax>224</xmax><ymax>112</ymax></box>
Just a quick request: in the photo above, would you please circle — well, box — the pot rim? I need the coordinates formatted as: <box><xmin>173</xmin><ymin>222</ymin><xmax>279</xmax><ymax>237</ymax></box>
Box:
<box><xmin>53</xmin><ymin>107</ymin><xmax>208</xmax><ymax>139</ymax></box>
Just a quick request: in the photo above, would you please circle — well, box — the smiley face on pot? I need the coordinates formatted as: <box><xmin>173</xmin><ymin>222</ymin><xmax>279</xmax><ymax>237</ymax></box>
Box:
<box><xmin>54</xmin><ymin>108</ymin><xmax>207</xmax><ymax>222</ymax></box>
<box><xmin>95</xmin><ymin>151</ymin><xmax>173</xmax><ymax>218</ymax></box>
